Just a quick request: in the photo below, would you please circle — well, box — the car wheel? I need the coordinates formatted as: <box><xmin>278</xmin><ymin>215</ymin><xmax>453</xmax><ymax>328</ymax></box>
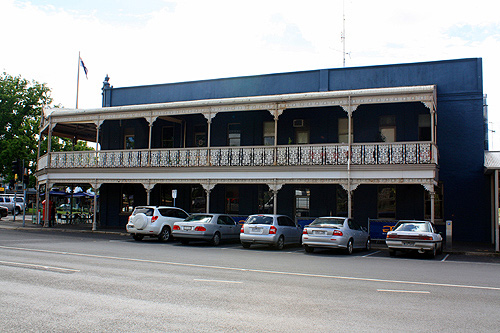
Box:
<box><xmin>304</xmin><ymin>245</ymin><xmax>314</xmax><ymax>253</ymax></box>
<box><xmin>158</xmin><ymin>226</ymin><xmax>171</xmax><ymax>242</ymax></box>
<box><xmin>132</xmin><ymin>213</ymin><xmax>148</xmax><ymax>230</ymax></box>
<box><xmin>132</xmin><ymin>234</ymin><xmax>144</xmax><ymax>241</ymax></box>
<box><xmin>14</xmin><ymin>207</ymin><xmax>20</xmax><ymax>215</ymax></box>
<box><xmin>428</xmin><ymin>245</ymin><xmax>437</xmax><ymax>258</ymax></box>
<box><xmin>365</xmin><ymin>238</ymin><xmax>371</xmax><ymax>251</ymax></box>
<box><xmin>180</xmin><ymin>239</ymin><xmax>190</xmax><ymax>245</ymax></box>
<box><xmin>211</xmin><ymin>232</ymin><xmax>221</xmax><ymax>246</ymax></box>
<box><xmin>241</xmin><ymin>242</ymin><xmax>251</xmax><ymax>249</ymax></box>
<box><xmin>345</xmin><ymin>239</ymin><xmax>354</xmax><ymax>255</ymax></box>
<box><xmin>275</xmin><ymin>235</ymin><xmax>285</xmax><ymax>250</ymax></box>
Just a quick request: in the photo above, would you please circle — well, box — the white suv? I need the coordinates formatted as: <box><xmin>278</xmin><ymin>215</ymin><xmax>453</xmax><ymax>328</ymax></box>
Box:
<box><xmin>126</xmin><ymin>206</ymin><xmax>189</xmax><ymax>242</ymax></box>
<box><xmin>0</xmin><ymin>195</ymin><xmax>25</xmax><ymax>215</ymax></box>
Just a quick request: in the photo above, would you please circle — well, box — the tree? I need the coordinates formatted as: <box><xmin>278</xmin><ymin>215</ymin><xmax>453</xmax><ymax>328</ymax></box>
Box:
<box><xmin>0</xmin><ymin>72</ymin><xmax>51</xmax><ymax>188</ymax></box>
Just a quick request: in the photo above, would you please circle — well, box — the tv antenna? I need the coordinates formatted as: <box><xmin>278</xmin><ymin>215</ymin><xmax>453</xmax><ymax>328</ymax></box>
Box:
<box><xmin>341</xmin><ymin>0</ymin><xmax>350</xmax><ymax>67</ymax></box>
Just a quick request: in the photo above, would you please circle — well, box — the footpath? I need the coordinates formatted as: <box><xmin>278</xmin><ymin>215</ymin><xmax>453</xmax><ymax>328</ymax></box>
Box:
<box><xmin>0</xmin><ymin>214</ymin><xmax>498</xmax><ymax>256</ymax></box>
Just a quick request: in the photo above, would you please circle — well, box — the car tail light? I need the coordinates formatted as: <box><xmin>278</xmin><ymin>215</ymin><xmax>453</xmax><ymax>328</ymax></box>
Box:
<box><xmin>269</xmin><ymin>226</ymin><xmax>277</xmax><ymax>234</ymax></box>
<box><xmin>194</xmin><ymin>226</ymin><xmax>206</xmax><ymax>232</ymax></box>
<box><xmin>303</xmin><ymin>229</ymin><xmax>309</xmax><ymax>234</ymax></box>
<box><xmin>151</xmin><ymin>215</ymin><xmax>159</xmax><ymax>223</ymax></box>
<box><xmin>173</xmin><ymin>225</ymin><xmax>180</xmax><ymax>230</ymax></box>
<box><xmin>332</xmin><ymin>230</ymin><xmax>343</xmax><ymax>236</ymax></box>
<box><xmin>240</xmin><ymin>226</ymin><xmax>244</xmax><ymax>233</ymax></box>
<box><xmin>418</xmin><ymin>235</ymin><xmax>433</xmax><ymax>241</ymax></box>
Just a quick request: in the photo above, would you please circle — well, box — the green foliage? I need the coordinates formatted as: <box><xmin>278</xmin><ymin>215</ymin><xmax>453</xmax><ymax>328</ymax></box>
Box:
<box><xmin>0</xmin><ymin>72</ymin><xmax>51</xmax><ymax>187</ymax></box>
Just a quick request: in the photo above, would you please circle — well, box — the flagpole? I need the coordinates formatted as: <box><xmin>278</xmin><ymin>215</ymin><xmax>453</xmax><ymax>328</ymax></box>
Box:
<box><xmin>76</xmin><ymin>51</ymin><xmax>80</xmax><ymax>109</ymax></box>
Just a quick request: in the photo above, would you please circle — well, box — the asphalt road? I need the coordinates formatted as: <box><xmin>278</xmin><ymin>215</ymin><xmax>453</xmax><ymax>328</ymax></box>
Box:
<box><xmin>1</xmin><ymin>229</ymin><xmax>500</xmax><ymax>332</ymax></box>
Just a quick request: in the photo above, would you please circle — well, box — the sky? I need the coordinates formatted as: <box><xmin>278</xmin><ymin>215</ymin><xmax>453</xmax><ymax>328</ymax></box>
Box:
<box><xmin>1</xmin><ymin>0</ymin><xmax>500</xmax><ymax>148</ymax></box>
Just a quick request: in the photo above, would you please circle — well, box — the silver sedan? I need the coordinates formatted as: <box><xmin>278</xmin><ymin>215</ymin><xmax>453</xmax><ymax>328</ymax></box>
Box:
<box><xmin>172</xmin><ymin>213</ymin><xmax>240</xmax><ymax>246</ymax></box>
<box><xmin>386</xmin><ymin>220</ymin><xmax>443</xmax><ymax>258</ymax></box>
<box><xmin>302</xmin><ymin>217</ymin><xmax>371</xmax><ymax>254</ymax></box>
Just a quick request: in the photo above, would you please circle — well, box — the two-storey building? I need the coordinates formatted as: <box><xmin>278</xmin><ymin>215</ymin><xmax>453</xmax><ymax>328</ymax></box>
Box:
<box><xmin>36</xmin><ymin>58</ymin><xmax>490</xmax><ymax>243</ymax></box>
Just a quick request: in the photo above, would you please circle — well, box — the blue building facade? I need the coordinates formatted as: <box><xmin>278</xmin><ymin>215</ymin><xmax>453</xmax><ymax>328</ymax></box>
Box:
<box><xmin>37</xmin><ymin>58</ymin><xmax>490</xmax><ymax>243</ymax></box>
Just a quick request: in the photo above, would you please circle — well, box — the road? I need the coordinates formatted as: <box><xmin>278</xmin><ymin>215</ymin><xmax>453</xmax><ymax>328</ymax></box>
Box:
<box><xmin>1</xmin><ymin>229</ymin><xmax>500</xmax><ymax>332</ymax></box>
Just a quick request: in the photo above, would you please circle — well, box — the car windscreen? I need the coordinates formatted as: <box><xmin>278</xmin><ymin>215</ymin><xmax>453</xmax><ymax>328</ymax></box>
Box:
<box><xmin>310</xmin><ymin>218</ymin><xmax>344</xmax><ymax>226</ymax></box>
<box><xmin>184</xmin><ymin>215</ymin><xmax>213</xmax><ymax>223</ymax></box>
<box><xmin>394</xmin><ymin>222</ymin><xmax>430</xmax><ymax>232</ymax></box>
<box><xmin>133</xmin><ymin>207</ymin><xmax>154</xmax><ymax>216</ymax></box>
<box><xmin>246</xmin><ymin>216</ymin><xmax>273</xmax><ymax>225</ymax></box>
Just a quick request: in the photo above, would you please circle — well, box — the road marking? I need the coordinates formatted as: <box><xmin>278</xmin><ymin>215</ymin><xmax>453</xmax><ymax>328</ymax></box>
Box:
<box><xmin>362</xmin><ymin>250</ymin><xmax>381</xmax><ymax>257</ymax></box>
<box><xmin>0</xmin><ymin>260</ymin><xmax>79</xmax><ymax>274</ymax></box>
<box><xmin>194</xmin><ymin>279</ymin><xmax>242</xmax><ymax>284</ymax></box>
<box><xmin>441</xmin><ymin>254</ymin><xmax>450</xmax><ymax>262</ymax></box>
<box><xmin>377</xmin><ymin>289</ymin><xmax>430</xmax><ymax>294</ymax></box>
<box><xmin>1</xmin><ymin>245</ymin><xmax>500</xmax><ymax>291</ymax></box>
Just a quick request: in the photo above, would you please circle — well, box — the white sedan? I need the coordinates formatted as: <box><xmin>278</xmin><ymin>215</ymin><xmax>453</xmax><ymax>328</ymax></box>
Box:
<box><xmin>386</xmin><ymin>220</ymin><xmax>443</xmax><ymax>258</ymax></box>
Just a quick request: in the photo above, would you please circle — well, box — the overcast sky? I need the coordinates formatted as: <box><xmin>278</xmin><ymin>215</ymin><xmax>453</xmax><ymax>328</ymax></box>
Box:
<box><xmin>2</xmin><ymin>0</ymin><xmax>500</xmax><ymax>147</ymax></box>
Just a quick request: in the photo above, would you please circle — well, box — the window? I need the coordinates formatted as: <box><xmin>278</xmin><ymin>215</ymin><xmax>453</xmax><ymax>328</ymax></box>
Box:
<box><xmin>263</xmin><ymin>121</ymin><xmax>275</xmax><ymax>146</ymax></box>
<box><xmin>258</xmin><ymin>185</ymin><xmax>274</xmax><ymax>214</ymax></box>
<box><xmin>162</xmin><ymin>126</ymin><xmax>174</xmax><ymax>148</ymax></box>
<box><xmin>338</xmin><ymin>118</ymin><xmax>353</xmax><ymax>143</ymax></box>
<box><xmin>336</xmin><ymin>186</ymin><xmax>348</xmax><ymax>217</ymax></box>
<box><xmin>121</xmin><ymin>185</ymin><xmax>134</xmax><ymax>213</ymax></box>
<box><xmin>159</xmin><ymin>185</ymin><xmax>174</xmax><ymax>206</ymax></box>
<box><xmin>295</xmin><ymin>188</ymin><xmax>310</xmax><ymax>217</ymax></box>
<box><xmin>225</xmin><ymin>185</ymin><xmax>239</xmax><ymax>214</ymax></box>
<box><xmin>379</xmin><ymin>116</ymin><xmax>396</xmax><ymax>142</ymax></box>
<box><xmin>419</xmin><ymin>114</ymin><xmax>432</xmax><ymax>141</ymax></box>
<box><xmin>194</xmin><ymin>125</ymin><xmax>207</xmax><ymax>147</ymax></box>
<box><xmin>377</xmin><ymin>185</ymin><xmax>396</xmax><ymax>219</ymax></box>
<box><xmin>158</xmin><ymin>208</ymin><xmax>188</xmax><ymax>219</ymax></box>
<box><xmin>124</xmin><ymin>135</ymin><xmax>135</xmax><ymax>149</ymax></box>
<box><xmin>294</xmin><ymin>120</ymin><xmax>310</xmax><ymax>144</ymax></box>
<box><xmin>191</xmin><ymin>185</ymin><xmax>206</xmax><ymax>213</ymax></box>
<box><xmin>278</xmin><ymin>216</ymin><xmax>296</xmax><ymax>227</ymax></box>
<box><xmin>228</xmin><ymin>123</ymin><xmax>241</xmax><ymax>146</ymax></box>
<box><xmin>424</xmin><ymin>183</ymin><xmax>444</xmax><ymax>221</ymax></box>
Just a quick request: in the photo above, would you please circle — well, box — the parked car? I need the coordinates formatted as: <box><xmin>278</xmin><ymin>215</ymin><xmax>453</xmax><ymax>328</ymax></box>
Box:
<box><xmin>302</xmin><ymin>217</ymin><xmax>370</xmax><ymax>254</ymax></box>
<box><xmin>385</xmin><ymin>220</ymin><xmax>443</xmax><ymax>258</ymax></box>
<box><xmin>240</xmin><ymin>214</ymin><xmax>302</xmax><ymax>250</ymax></box>
<box><xmin>172</xmin><ymin>213</ymin><xmax>240</xmax><ymax>246</ymax></box>
<box><xmin>0</xmin><ymin>195</ymin><xmax>25</xmax><ymax>215</ymax></box>
<box><xmin>126</xmin><ymin>206</ymin><xmax>189</xmax><ymax>242</ymax></box>
<box><xmin>0</xmin><ymin>206</ymin><xmax>8</xmax><ymax>218</ymax></box>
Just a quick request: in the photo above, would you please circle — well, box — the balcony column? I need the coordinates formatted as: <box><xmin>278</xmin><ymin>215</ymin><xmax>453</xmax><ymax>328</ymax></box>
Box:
<box><xmin>267</xmin><ymin>108</ymin><xmax>284</xmax><ymax>165</ymax></box>
<box><xmin>203</xmin><ymin>113</ymin><xmax>216</xmax><ymax>166</ymax></box>
<box><xmin>267</xmin><ymin>182</ymin><xmax>283</xmax><ymax>215</ymax></box>
<box><xmin>202</xmin><ymin>182</ymin><xmax>216</xmax><ymax>213</ymax></box>
<box><xmin>91</xmin><ymin>181</ymin><xmax>101</xmax><ymax>231</ymax></box>
<box><xmin>341</xmin><ymin>99</ymin><xmax>359</xmax><ymax>219</ymax></box>
<box><xmin>143</xmin><ymin>183</ymin><xmax>154</xmax><ymax>205</ymax></box>
<box><xmin>341</xmin><ymin>183</ymin><xmax>359</xmax><ymax>219</ymax></box>
<box><xmin>94</xmin><ymin>120</ymin><xmax>103</xmax><ymax>167</ymax></box>
<box><xmin>423</xmin><ymin>184</ymin><xmax>435</xmax><ymax>224</ymax></box>
<box><xmin>47</xmin><ymin>122</ymin><xmax>55</xmax><ymax>168</ymax></box>
<box><xmin>147</xmin><ymin>117</ymin><xmax>158</xmax><ymax>167</ymax></box>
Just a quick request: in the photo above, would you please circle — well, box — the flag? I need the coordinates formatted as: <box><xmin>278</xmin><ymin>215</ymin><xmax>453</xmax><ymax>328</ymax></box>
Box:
<box><xmin>80</xmin><ymin>57</ymin><xmax>88</xmax><ymax>79</ymax></box>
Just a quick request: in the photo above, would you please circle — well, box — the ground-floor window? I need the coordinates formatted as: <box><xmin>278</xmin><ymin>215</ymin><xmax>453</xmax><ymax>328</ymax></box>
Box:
<box><xmin>258</xmin><ymin>185</ymin><xmax>273</xmax><ymax>214</ymax></box>
<box><xmin>377</xmin><ymin>185</ymin><xmax>396</xmax><ymax>219</ymax></box>
<box><xmin>424</xmin><ymin>183</ymin><xmax>444</xmax><ymax>221</ymax></box>
<box><xmin>336</xmin><ymin>186</ymin><xmax>348</xmax><ymax>217</ymax></box>
<box><xmin>191</xmin><ymin>185</ymin><xmax>206</xmax><ymax>213</ymax></box>
<box><xmin>295</xmin><ymin>188</ymin><xmax>310</xmax><ymax>217</ymax></box>
<box><xmin>121</xmin><ymin>184</ymin><xmax>134</xmax><ymax>213</ymax></box>
<box><xmin>225</xmin><ymin>185</ymin><xmax>239</xmax><ymax>214</ymax></box>
<box><xmin>160</xmin><ymin>185</ymin><xmax>174</xmax><ymax>207</ymax></box>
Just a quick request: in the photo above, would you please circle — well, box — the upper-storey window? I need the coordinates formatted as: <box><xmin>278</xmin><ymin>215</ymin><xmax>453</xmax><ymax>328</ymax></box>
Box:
<box><xmin>194</xmin><ymin>124</ymin><xmax>207</xmax><ymax>147</ymax></box>
<box><xmin>379</xmin><ymin>116</ymin><xmax>396</xmax><ymax>142</ymax></box>
<box><xmin>228</xmin><ymin>123</ymin><xmax>241</xmax><ymax>146</ymax></box>
<box><xmin>294</xmin><ymin>119</ymin><xmax>309</xmax><ymax>144</ymax></box>
<box><xmin>124</xmin><ymin>128</ymin><xmax>135</xmax><ymax>149</ymax></box>
<box><xmin>162</xmin><ymin>126</ymin><xmax>174</xmax><ymax>148</ymax></box>
<box><xmin>263</xmin><ymin>121</ymin><xmax>274</xmax><ymax>146</ymax></box>
<box><xmin>338</xmin><ymin>118</ymin><xmax>353</xmax><ymax>143</ymax></box>
<box><xmin>419</xmin><ymin>114</ymin><xmax>432</xmax><ymax>141</ymax></box>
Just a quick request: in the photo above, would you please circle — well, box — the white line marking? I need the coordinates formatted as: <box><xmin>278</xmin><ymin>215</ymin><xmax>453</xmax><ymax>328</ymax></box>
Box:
<box><xmin>377</xmin><ymin>289</ymin><xmax>430</xmax><ymax>294</ymax></box>
<box><xmin>441</xmin><ymin>254</ymin><xmax>450</xmax><ymax>262</ymax></box>
<box><xmin>1</xmin><ymin>245</ymin><xmax>500</xmax><ymax>291</ymax></box>
<box><xmin>0</xmin><ymin>260</ymin><xmax>79</xmax><ymax>273</ymax></box>
<box><xmin>194</xmin><ymin>279</ymin><xmax>242</xmax><ymax>284</ymax></box>
<box><xmin>362</xmin><ymin>250</ymin><xmax>381</xmax><ymax>257</ymax></box>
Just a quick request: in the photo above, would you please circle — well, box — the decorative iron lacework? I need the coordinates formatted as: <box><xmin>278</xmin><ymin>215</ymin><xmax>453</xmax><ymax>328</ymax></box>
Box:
<box><xmin>45</xmin><ymin>143</ymin><xmax>434</xmax><ymax>168</ymax></box>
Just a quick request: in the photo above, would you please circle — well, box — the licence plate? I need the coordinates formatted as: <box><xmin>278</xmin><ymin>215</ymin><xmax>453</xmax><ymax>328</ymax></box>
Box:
<box><xmin>183</xmin><ymin>226</ymin><xmax>192</xmax><ymax>231</ymax></box>
<box><xmin>250</xmin><ymin>227</ymin><xmax>262</xmax><ymax>233</ymax></box>
<box><xmin>313</xmin><ymin>230</ymin><xmax>326</xmax><ymax>235</ymax></box>
<box><xmin>402</xmin><ymin>241</ymin><xmax>415</xmax><ymax>246</ymax></box>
